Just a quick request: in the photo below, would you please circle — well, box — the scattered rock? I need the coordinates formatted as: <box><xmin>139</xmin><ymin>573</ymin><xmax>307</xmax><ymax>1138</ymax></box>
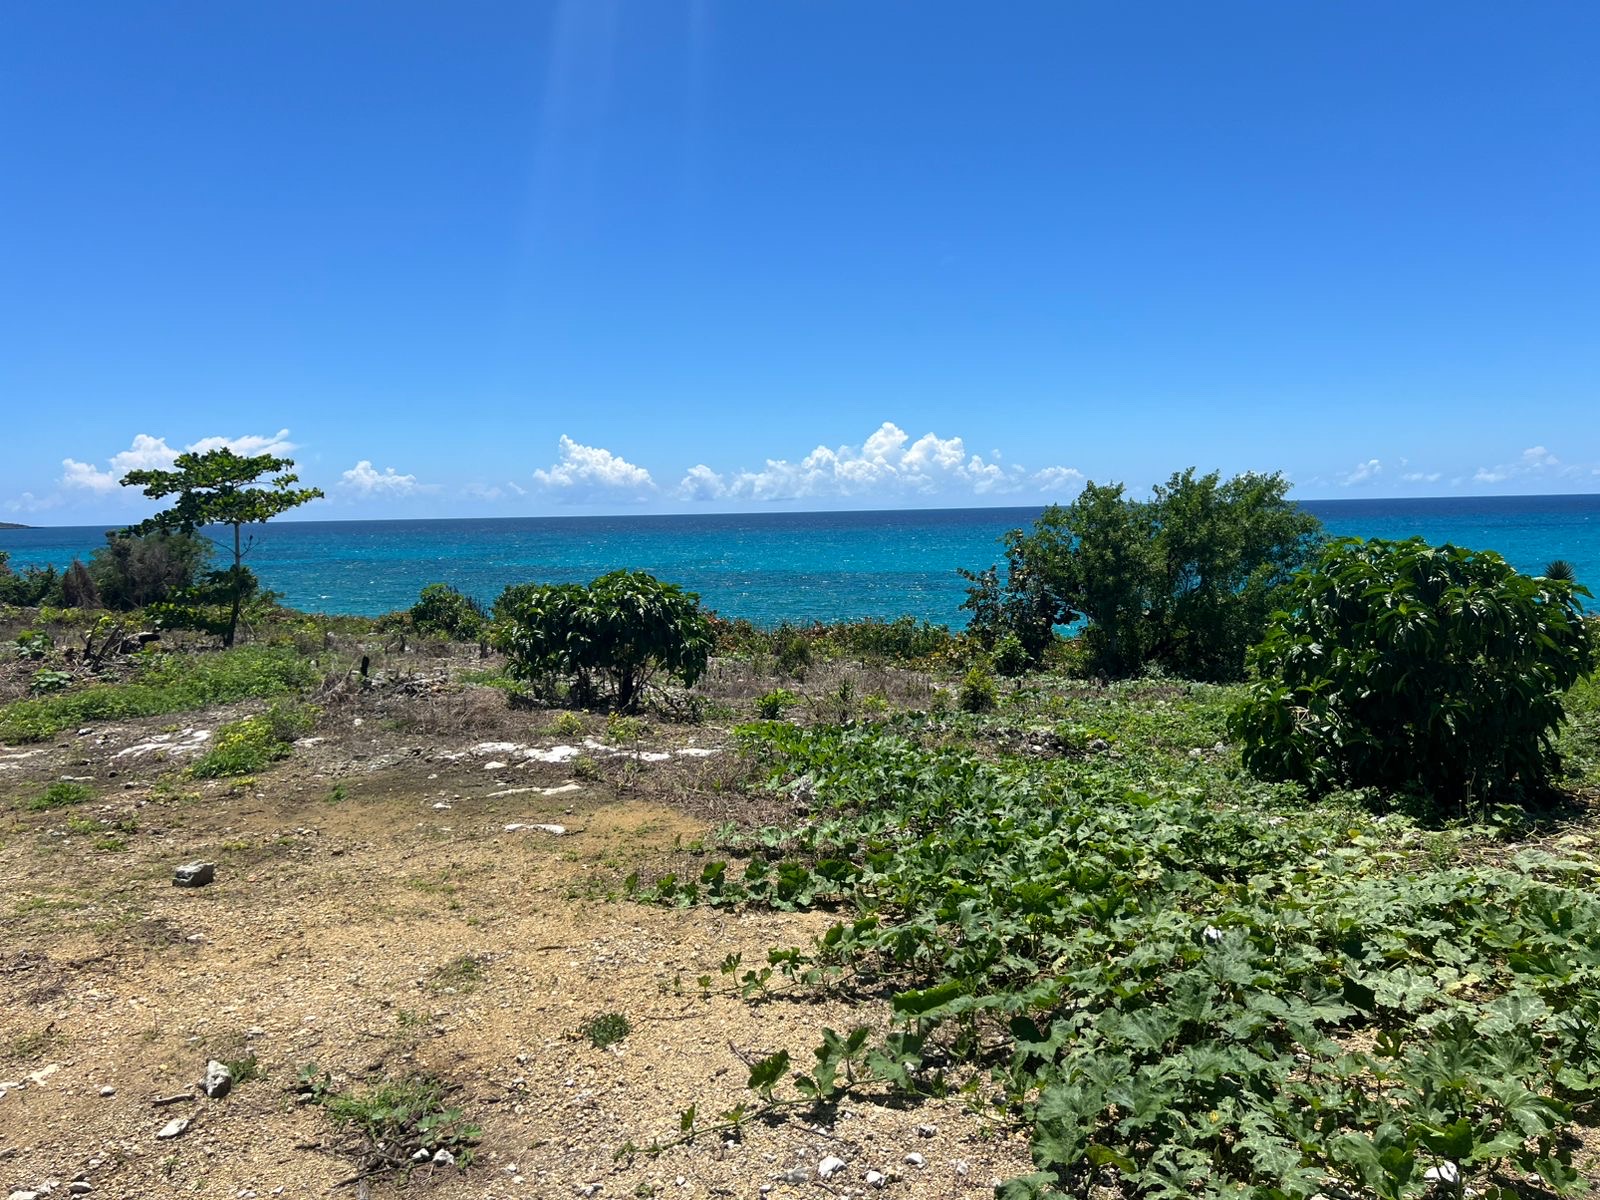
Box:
<box><xmin>9</xmin><ymin>1191</ymin><xmax>42</xmax><ymax>1200</ymax></box>
<box><xmin>98</xmin><ymin>1086</ymin><xmax>115</xmax><ymax>1097</ymax></box>
<box><xmin>865</xmin><ymin>1170</ymin><xmax>887</xmax><ymax>1189</ymax></box>
<box><xmin>203</xmin><ymin>1060</ymin><xmax>232</xmax><ymax>1099</ymax></box>
<box><xmin>156</xmin><ymin>1117</ymin><xmax>190</xmax><ymax>1139</ymax></box>
<box><xmin>779</xmin><ymin>1168</ymin><xmax>808</xmax><ymax>1185</ymax></box>
<box><xmin>1087</xmin><ymin>737</ymin><xmax>1111</xmax><ymax>752</ymax></box>
<box><xmin>26</xmin><ymin>1064</ymin><xmax>60</xmax><ymax>1087</ymax></box>
<box><xmin>503</xmin><ymin>823</ymin><xmax>567</xmax><ymax>835</ymax></box>
<box><xmin>904</xmin><ymin>1153</ymin><xmax>925</xmax><ymax>1168</ymax></box>
<box><xmin>1424</xmin><ymin>1163</ymin><xmax>1461</xmax><ymax>1186</ymax></box>
<box><xmin>431</xmin><ymin>1149</ymin><xmax>455</xmax><ymax>1167</ymax></box>
<box><xmin>915</xmin><ymin>1122</ymin><xmax>937</xmax><ymax>1137</ymax></box>
<box><xmin>410</xmin><ymin>1149</ymin><xmax>431</xmax><ymax>1163</ymax></box>
<box><xmin>68</xmin><ymin>1185</ymin><xmax>92</xmax><ymax>1196</ymax></box>
<box><xmin>817</xmin><ymin>1156</ymin><xmax>847</xmax><ymax>1179</ymax></box>
<box><xmin>172</xmin><ymin>862</ymin><xmax>215</xmax><ymax>888</ymax></box>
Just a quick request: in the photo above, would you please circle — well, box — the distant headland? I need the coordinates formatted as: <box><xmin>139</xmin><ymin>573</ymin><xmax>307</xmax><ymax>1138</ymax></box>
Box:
<box><xmin>0</xmin><ymin>522</ymin><xmax>30</xmax><ymax>530</ymax></box>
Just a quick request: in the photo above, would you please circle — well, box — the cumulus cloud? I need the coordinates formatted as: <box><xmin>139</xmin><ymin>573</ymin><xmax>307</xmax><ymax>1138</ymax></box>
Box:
<box><xmin>533</xmin><ymin>436</ymin><xmax>655</xmax><ymax>495</ymax></box>
<box><xmin>1474</xmin><ymin>444</ymin><xmax>1573</xmax><ymax>485</ymax></box>
<box><xmin>673</xmin><ymin>422</ymin><xmax>1082</xmax><ymax>503</ymax></box>
<box><xmin>341</xmin><ymin>461</ymin><xmax>420</xmax><ymax>496</ymax></box>
<box><xmin>1402</xmin><ymin>471</ymin><xmax>1442</xmax><ymax>484</ymax></box>
<box><xmin>1339</xmin><ymin>458</ymin><xmax>1383</xmax><ymax>486</ymax></box>
<box><xmin>61</xmin><ymin>430</ymin><xmax>300</xmax><ymax>492</ymax></box>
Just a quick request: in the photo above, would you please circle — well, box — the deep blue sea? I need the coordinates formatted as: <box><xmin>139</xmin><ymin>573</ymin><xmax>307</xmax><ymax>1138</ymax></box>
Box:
<box><xmin>2</xmin><ymin>495</ymin><xmax>1597</xmax><ymax>627</ymax></box>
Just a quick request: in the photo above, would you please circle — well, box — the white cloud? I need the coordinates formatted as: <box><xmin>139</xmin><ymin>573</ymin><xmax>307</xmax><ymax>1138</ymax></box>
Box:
<box><xmin>533</xmin><ymin>436</ymin><xmax>655</xmax><ymax>495</ymax></box>
<box><xmin>1340</xmin><ymin>458</ymin><xmax>1383</xmax><ymax>486</ymax></box>
<box><xmin>1473</xmin><ymin>444</ymin><xmax>1575</xmax><ymax>486</ymax></box>
<box><xmin>186</xmin><ymin>428</ymin><xmax>297</xmax><ymax>458</ymax></box>
<box><xmin>1402</xmin><ymin>471</ymin><xmax>1442</xmax><ymax>483</ymax></box>
<box><xmin>341</xmin><ymin>460</ymin><xmax>419</xmax><ymax>496</ymax></box>
<box><xmin>674</xmin><ymin>421</ymin><xmax>1081</xmax><ymax>503</ymax></box>
<box><xmin>60</xmin><ymin>458</ymin><xmax>119</xmax><ymax>492</ymax></box>
<box><xmin>61</xmin><ymin>429</ymin><xmax>300</xmax><ymax>493</ymax></box>
<box><xmin>4</xmin><ymin>491</ymin><xmax>62</xmax><ymax>514</ymax></box>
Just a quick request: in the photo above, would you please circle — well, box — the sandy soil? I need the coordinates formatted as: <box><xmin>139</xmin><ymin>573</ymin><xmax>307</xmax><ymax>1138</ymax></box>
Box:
<box><xmin>0</xmin><ymin>688</ymin><xmax>1032</xmax><ymax>1199</ymax></box>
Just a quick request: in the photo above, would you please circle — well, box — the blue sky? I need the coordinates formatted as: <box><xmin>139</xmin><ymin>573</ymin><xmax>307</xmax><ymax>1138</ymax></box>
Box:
<box><xmin>2</xmin><ymin>2</ymin><xmax>1596</xmax><ymax>523</ymax></box>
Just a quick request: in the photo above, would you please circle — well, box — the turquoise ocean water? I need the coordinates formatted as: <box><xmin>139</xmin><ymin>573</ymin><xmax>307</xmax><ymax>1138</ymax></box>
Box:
<box><xmin>2</xmin><ymin>495</ymin><xmax>1597</xmax><ymax>627</ymax></box>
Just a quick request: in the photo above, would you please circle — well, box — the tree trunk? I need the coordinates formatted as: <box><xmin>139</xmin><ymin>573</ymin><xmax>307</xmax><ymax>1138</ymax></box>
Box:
<box><xmin>224</xmin><ymin>522</ymin><xmax>242</xmax><ymax>649</ymax></box>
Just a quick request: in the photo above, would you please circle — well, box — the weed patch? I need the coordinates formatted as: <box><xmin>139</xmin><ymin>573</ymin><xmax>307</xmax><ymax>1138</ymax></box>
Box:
<box><xmin>22</xmin><ymin>781</ymin><xmax>93</xmax><ymax>811</ymax></box>
<box><xmin>296</xmin><ymin>1066</ymin><xmax>478</xmax><ymax>1178</ymax></box>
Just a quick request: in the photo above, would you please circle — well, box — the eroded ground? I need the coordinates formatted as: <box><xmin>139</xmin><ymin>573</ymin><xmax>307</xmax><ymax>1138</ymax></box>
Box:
<box><xmin>0</xmin><ymin>684</ymin><xmax>1030</xmax><ymax>1199</ymax></box>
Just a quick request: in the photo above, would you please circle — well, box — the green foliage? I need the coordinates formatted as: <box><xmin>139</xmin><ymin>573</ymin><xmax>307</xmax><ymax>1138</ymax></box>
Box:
<box><xmin>23</xmin><ymin>781</ymin><xmax>94</xmax><ymax>811</ymax></box>
<box><xmin>0</xmin><ymin>646</ymin><xmax>317</xmax><ymax>742</ymax></box>
<box><xmin>189</xmin><ymin>702</ymin><xmax>315</xmax><ymax>778</ymax></box>
<box><xmin>408</xmin><ymin>583</ymin><xmax>487</xmax><ymax>642</ymax></box>
<box><xmin>991</xmin><ymin>633</ymin><xmax>1030</xmax><ymax>678</ymax></box>
<box><xmin>957</xmin><ymin>666</ymin><xmax>997</xmax><ymax>713</ymax></box>
<box><xmin>580</xmin><ymin>1011</ymin><xmax>631</xmax><ymax>1049</ymax></box>
<box><xmin>493</xmin><ymin>570</ymin><xmax>713</xmax><ymax>712</ymax></box>
<box><xmin>754</xmin><ymin>688</ymin><xmax>800</xmax><ymax>719</ymax></box>
<box><xmin>1232</xmin><ymin>538</ymin><xmax>1595</xmax><ymax>809</ymax></box>
<box><xmin>774</xmin><ymin>625</ymin><xmax>813</xmax><ymax>680</ymax></box>
<box><xmin>974</xmin><ymin>469</ymin><xmax>1321</xmax><ymax>680</ymax></box>
<box><xmin>660</xmin><ymin>720</ymin><xmax>1600</xmax><ymax>1197</ymax></box>
<box><xmin>550</xmin><ymin>711</ymin><xmax>586</xmax><ymax>737</ymax></box>
<box><xmin>29</xmin><ymin>669</ymin><xmax>74</xmax><ymax>695</ymax></box>
<box><xmin>121</xmin><ymin>448</ymin><xmax>323</xmax><ymax>647</ymax></box>
<box><xmin>89</xmin><ymin>529</ymin><xmax>209</xmax><ymax>610</ymax></box>
<box><xmin>0</xmin><ymin>559</ymin><xmax>60</xmax><ymax>606</ymax></box>
<box><xmin>1544</xmin><ymin>559</ymin><xmax>1578</xmax><ymax>584</ymax></box>
<box><xmin>298</xmin><ymin>1068</ymin><xmax>479</xmax><ymax>1173</ymax></box>
<box><xmin>13</xmin><ymin>630</ymin><xmax>52</xmax><ymax>660</ymax></box>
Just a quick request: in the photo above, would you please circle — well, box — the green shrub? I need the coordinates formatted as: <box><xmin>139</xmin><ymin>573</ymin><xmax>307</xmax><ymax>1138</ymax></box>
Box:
<box><xmin>754</xmin><ymin>688</ymin><xmax>800</xmax><ymax>719</ymax></box>
<box><xmin>958</xmin><ymin>667</ymin><xmax>997</xmax><ymax>713</ymax></box>
<box><xmin>89</xmin><ymin>529</ymin><xmax>209</xmax><ymax>610</ymax></box>
<box><xmin>773</xmin><ymin>626</ymin><xmax>813</xmax><ymax>680</ymax></box>
<box><xmin>408</xmin><ymin>583</ymin><xmax>487</xmax><ymax>642</ymax></box>
<box><xmin>991</xmin><ymin>633</ymin><xmax>1030</xmax><ymax>678</ymax></box>
<box><xmin>24</xmin><ymin>781</ymin><xmax>94</xmax><ymax>811</ymax></box>
<box><xmin>967</xmin><ymin>468</ymin><xmax>1321</xmax><ymax>680</ymax></box>
<box><xmin>1232</xmin><ymin>538</ymin><xmax>1595</xmax><ymax>808</ymax></box>
<box><xmin>550</xmin><ymin>711</ymin><xmax>585</xmax><ymax>737</ymax></box>
<box><xmin>493</xmin><ymin>571</ymin><xmax>713</xmax><ymax>712</ymax></box>
<box><xmin>0</xmin><ymin>646</ymin><xmax>317</xmax><ymax>743</ymax></box>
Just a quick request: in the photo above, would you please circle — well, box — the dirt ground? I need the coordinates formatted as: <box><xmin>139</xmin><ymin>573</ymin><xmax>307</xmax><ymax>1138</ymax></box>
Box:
<box><xmin>0</xmin><ymin>680</ymin><xmax>1033</xmax><ymax>1199</ymax></box>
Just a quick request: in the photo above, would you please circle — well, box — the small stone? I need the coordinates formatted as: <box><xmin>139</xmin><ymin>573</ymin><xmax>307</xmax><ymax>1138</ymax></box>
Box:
<box><xmin>903</xmin><ymin>1153</ymin><xmax>925</xmax><ymax>1168</ymax></box>
<box><xmin>1203</xmin><ymin>925</ymin><xmax>1224</xmax><ymax>943</ymax></box>
<box><xmin>780</xmin><ymin>1168</ymin><xmax>808</xmax><ymax>1185</ymax></box>
<box><xmin>952</xmin><ymin>1159</ymin><xmax>970</xmax><ymax>1176</ymax></box>
<box><xmin>817</xmin><ymin>1156</ymin><xmax>847</xmax><ymax>1179</ymax></box>
<box><xmin>865</xmin><ymin>1171</ymin><xmax>886</xmax><ymax>1189</ymax></box>
<box><xmin>411</xmin><ymin>1149</ymin><xmax>431</xmax><ymax>1163</ymax></box>
<box><xmin>431</xmin><ymin>1149</ymin><xmax>455</xmax><ymax>1167</ymax></box>
<box><xmin>156</xmin><ymin>1117</ymin><xmax>190</xmax><ymax>1139</ymax></box>
<box><xmin>915</xmin><ymin>1122</ymin><xmax>937</xmax><ymax>1137</ymax></box>
<box><xmin>1424</xmin><ymin>1163</ymin><xmax>1461</xmax><ymax>1186</ymax></box>
<box><xmin>69</xmin><ymin>1185</ymin><xmax>92</xmax><ymax>1196</ymax></box>
<box><xmin>10</xmin><ymin>1191</ymin><xmax>42</xmax><ymax>1200</ymax></box>
<box><xmin>204</xmin><ymin>1060</ymin><xmax>233</xmax><ymax>1098</ymax></box>
<box><xmin>1087</xmin><ymin>737</ymin><xmax>1110</xmax><ymax>752</ymax></box>
<box><xmin>1188</xmin><ymin>747</ymin><xmax>1203</xmax><ymax>759</ymax></box>
<box><xmin>172</xmin><ymin>862</ymin><xmax>215</xmax><ymax>888</ymax></box>
<box><xmin>98</xmin><ymin>1086</ymin><xmax>116</xmax><ymax>1097</ymax></box>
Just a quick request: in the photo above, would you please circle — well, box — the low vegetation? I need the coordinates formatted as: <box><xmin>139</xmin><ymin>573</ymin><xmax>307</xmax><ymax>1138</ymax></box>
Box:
<box><xmin>0</xmin><ymin>645</ymin><xmax>319</xmax><ymax>741</ymax></box>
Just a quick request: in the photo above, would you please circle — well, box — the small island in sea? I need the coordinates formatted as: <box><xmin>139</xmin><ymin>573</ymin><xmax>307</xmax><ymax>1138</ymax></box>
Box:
<box><xmin>0</xmin><ymin>522</ymin><xmax>29</xmax><ymax>530</ymax></box>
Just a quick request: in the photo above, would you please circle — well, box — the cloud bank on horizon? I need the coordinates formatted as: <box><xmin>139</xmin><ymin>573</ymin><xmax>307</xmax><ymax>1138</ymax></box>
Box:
<box><xmin>7</xmin><ymin>424</ymin><xmax>1599</xmax><ymax>521</ymax></box>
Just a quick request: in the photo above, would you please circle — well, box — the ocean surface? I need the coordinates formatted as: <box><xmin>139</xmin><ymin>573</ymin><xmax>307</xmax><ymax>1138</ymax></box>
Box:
<box><xmin>2</xmin><ymin>495</ymin><xmax>1597</xmax><ymax>627</ymax></box>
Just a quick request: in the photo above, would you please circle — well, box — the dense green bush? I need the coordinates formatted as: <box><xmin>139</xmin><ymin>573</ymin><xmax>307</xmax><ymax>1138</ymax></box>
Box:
<box><xmin>189</xmin><ymin>702</ymin><xmax>315</xmax><ymax>778</ymax></box>
<box><xmin>0</xmin><ymin>552</ymin><xmax>60</xmax><ymax>606</ymax></box>
<box><xmin>492</xmin><ymin>570</ymin><xmax>713</xmax><ymax>712</ymax></box>
<box><xmin>89</xmin><ymin>529</ymin><xmax>208</xmax><ymax>610</ymax></box>
<box><xmin>1231</xmin><ymin>538</ymin><xmax>1595</xmax><ymax>808</ymax></box>
<box><xmin>966</xmin><ymin>469</ymin><xmax>1321</xmax><ymax>680</ymax></box>
<box><xmin>408</xmin><ymin>583</ymin><xmax>487</xmax><ymax>641</ymax></box>
<box><xmin>957</xmin><ymin>666</ymin><xmax>997</xmax><ymax>712</ymax></box>
<box><xmin>754</xmin><ymin>687</ymin><xmax>800</xmax><ymax>719</ymax></box>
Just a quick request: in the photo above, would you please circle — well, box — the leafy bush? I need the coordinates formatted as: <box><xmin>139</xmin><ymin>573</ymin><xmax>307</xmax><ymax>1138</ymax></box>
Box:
<box><xmin>0</xmin><ymin>560</ymin><xmax>60</xmax><ymax>606</ymax></box>
<box><xmin>493</xmin><ymin>571</ymin><xmax>713</xmax><ymax>712</ymax></box>
<box><xmin>957</xmin><ymin>666</ymin><xmax>997</xmax><ymax>713</ymax></box>
<box><xmin>0</xmin><ymin>646</ymin><xmax>318</xmax><ymax>742</ymax></box>
<box><xmin>991</xmin><ymin>633</ymin><xmax>1030</xmax><ymax>678</ymax></box>
<box><xmin>773</xmin><ymin>626</ymin><xmax>813</xmax><ymax>680</ymax></box>
<box><xmin>968</xmin><ymin>469</ymin><xmax>1321</xmax><ymax>680</ymax></box>
<box><xmin>1232</xmin><ymin>538</ymin><xmax>1595</xmax><ymax>808</ymax></box>
<box><xmin>754</xmin><ymin>688</ymin><xmax>800</xmax><ymax>719</ymax></box>
<box><xmin>408</xmin><ymin>583</ymin><xmax>487</xmax><ymax>642</ymax></box>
